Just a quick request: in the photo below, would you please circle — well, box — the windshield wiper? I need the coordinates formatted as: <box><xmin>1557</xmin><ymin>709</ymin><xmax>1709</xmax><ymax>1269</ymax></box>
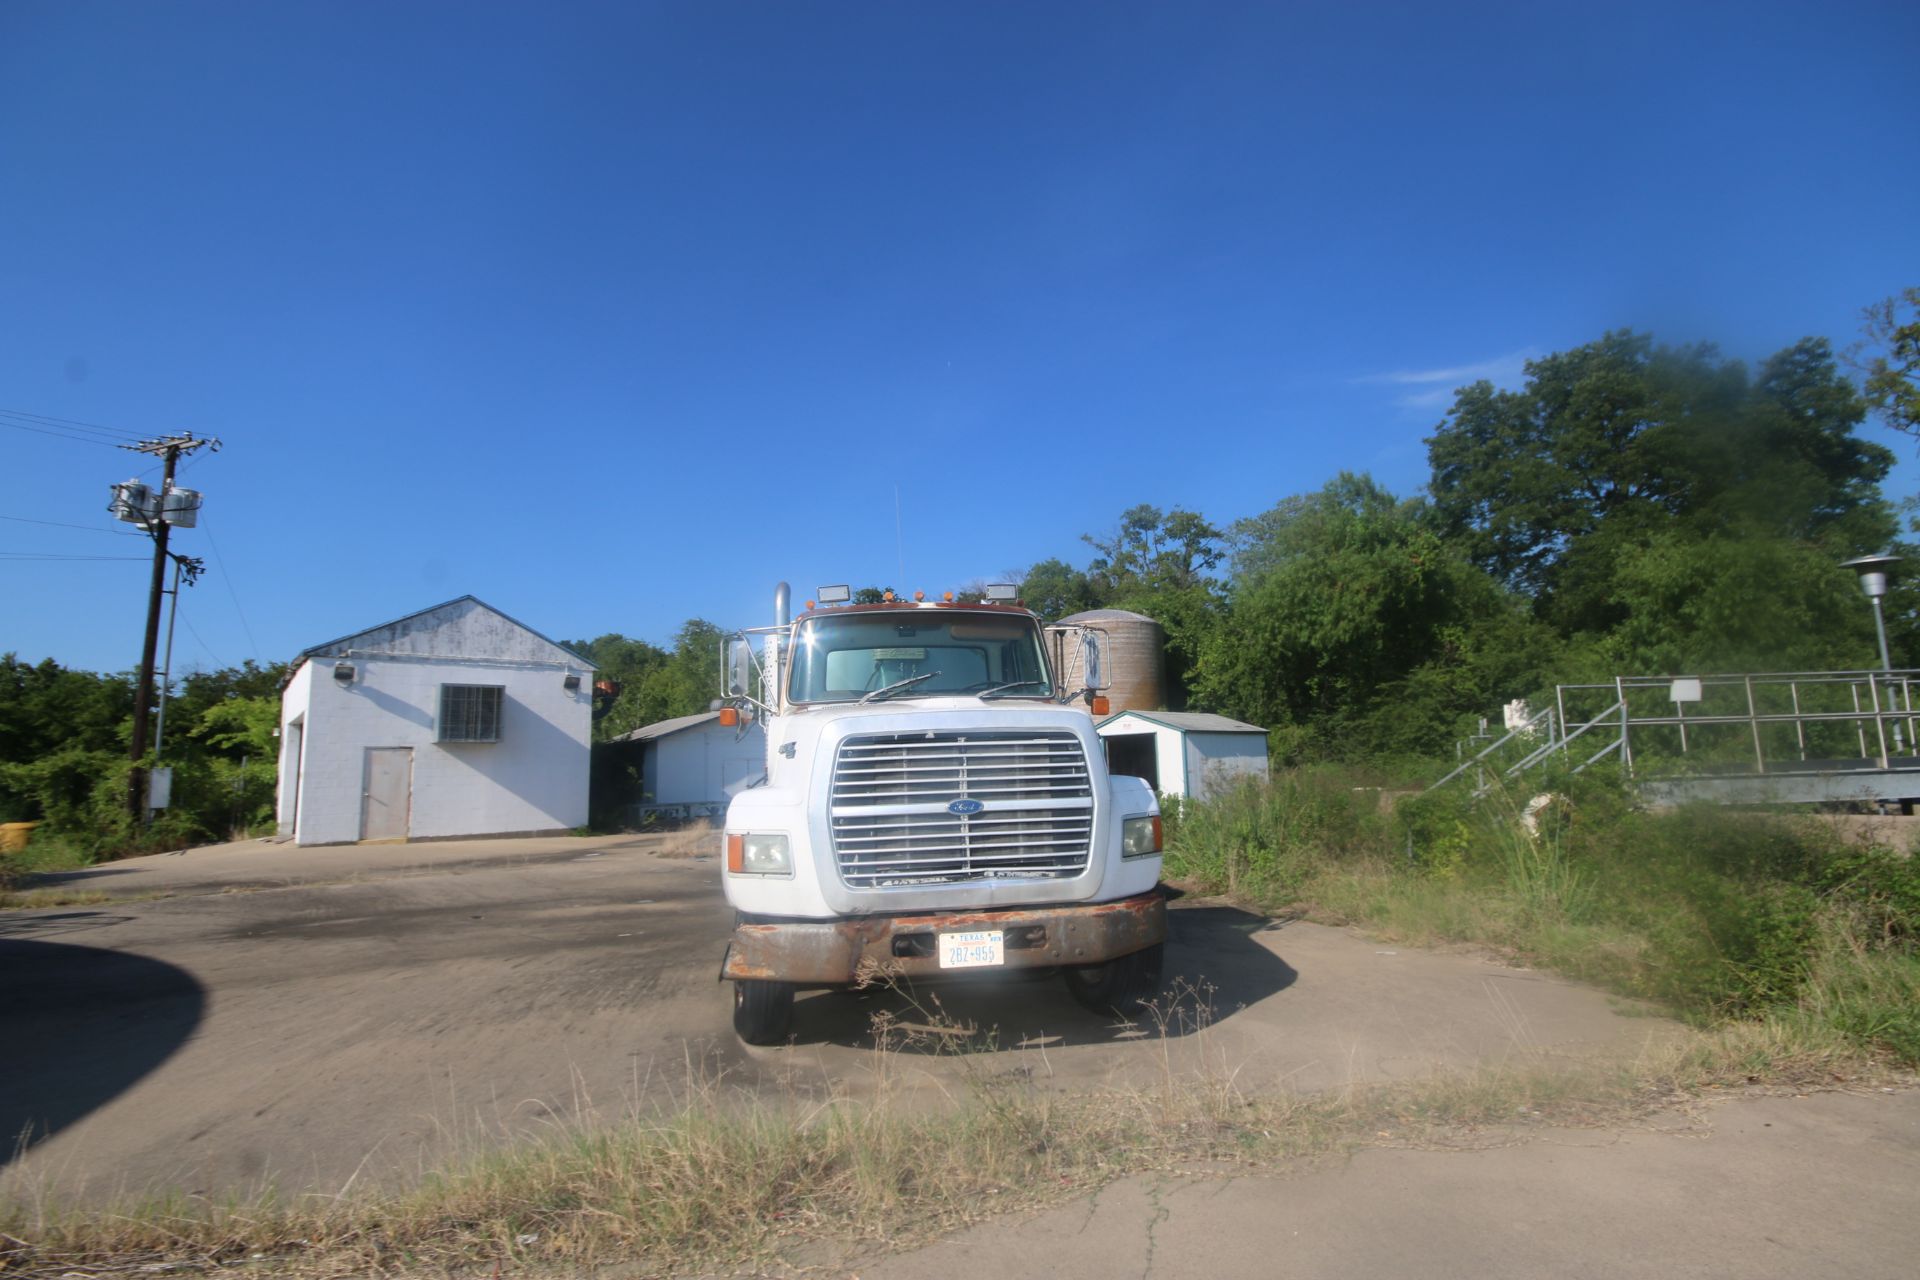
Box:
<box><xmin>977</xmin><ymin>680</ymin><xmax>1049</xmax><ymax>699</ymax></box>
<box><xmin>860</xmin><ymin>671</ymin><xmax>943</xmax><ymax>704</ymax></box>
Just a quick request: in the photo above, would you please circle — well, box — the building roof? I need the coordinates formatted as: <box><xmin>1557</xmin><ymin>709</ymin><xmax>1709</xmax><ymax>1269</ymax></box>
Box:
<box><xmin>297</xmin><ymin>594</ymin><xmax>594</xmax><ymax>668</ymax></box>
<box><xmin>1056</xmin><ymin>608</ymin><xmax>1159</xmax><ymax>625</ymax></box>
<box><xmin>1099</xmin><ymin>710</ymin><xmax>1267</xmax><ymax>735</ymax></box>
<box><xmin>614</xmin><ymin>711</ymin><xmax>725</xmax><ymax>743</ymax></box>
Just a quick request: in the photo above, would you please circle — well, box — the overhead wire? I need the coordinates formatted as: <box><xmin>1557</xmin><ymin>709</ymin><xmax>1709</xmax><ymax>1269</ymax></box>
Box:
<box><xmin>0</xmin><ymin>418</ymin><xmax>132</xmax><ymax>449</ymax></box>
<box><xmin>0</xmin><ymin>407</ymin><xmax>147</xmax><ymax>441</ymax></box>
<box><xmin>181</xmin><ymin>614</ymin><xmax>225</xmax><ymax>668</ymax></box>
<box><xmin>0</xmin><ymin>552</ymin><xmax>148</xmax><ymax>561</ymax></box>
<box><xmin>0</xmin><ymin>513</ymin><xmax>145</xmax><ymax>536</ymax></box>
<box><xmin>198</xmin><ymin>514</ymin><xmax>262</xmax><ymax>663</ymax></box>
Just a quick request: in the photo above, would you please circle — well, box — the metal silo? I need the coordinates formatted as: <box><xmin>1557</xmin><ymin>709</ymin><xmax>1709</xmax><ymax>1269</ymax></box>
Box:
<box><xmin>1048</xmin><ymin>608</ymin><xmax>1167</xmax><ymax>712</ymax></box>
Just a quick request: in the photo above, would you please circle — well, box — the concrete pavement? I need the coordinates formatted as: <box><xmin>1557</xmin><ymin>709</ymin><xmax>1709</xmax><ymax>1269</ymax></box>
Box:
<box><xmin>8</xmin><ymin>832</ymin><xmax>1678</xmax><ymax>1200</ymax></box>
<box><xmin>852</xmin><ymin>1089</ymin><xmax>1920</xmax><ymax>1280</ymax></box>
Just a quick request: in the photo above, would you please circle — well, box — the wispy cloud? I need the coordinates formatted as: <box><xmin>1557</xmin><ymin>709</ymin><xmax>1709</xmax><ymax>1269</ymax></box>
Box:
<box><xmin>1358</xmin><ymin>348</ymin><xmax>1536</xmax><ymax>412</ymax></box>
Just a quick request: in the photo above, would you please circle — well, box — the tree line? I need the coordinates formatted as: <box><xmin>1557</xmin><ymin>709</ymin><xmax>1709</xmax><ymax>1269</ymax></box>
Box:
<box><xmin>6</xmin><ymin>292</ymin><xmax>1916</xmax><ymax>846</ymax></box>
<box><xmin>1020</xmin><ymin>306</ymin><xmax>1920</xmax><ymax>763</ymax></box>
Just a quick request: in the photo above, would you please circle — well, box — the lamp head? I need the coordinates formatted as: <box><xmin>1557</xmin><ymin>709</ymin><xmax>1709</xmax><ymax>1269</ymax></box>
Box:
<box><xmin>1842</xmin><ymin>553</ymin><xmax>1902</xmax><ymax>600</ymax></box>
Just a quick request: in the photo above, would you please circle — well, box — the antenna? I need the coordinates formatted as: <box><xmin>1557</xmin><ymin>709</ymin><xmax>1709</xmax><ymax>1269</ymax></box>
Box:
<box><xmin>894</xmin><ymin>484</ymin><xmax>905</xmax><ymax>585</ymax></box>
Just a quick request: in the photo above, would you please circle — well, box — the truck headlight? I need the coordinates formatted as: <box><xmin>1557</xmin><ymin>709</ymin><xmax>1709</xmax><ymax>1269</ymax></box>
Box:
<box><xmin>728</xmin><ymin>832</ymin><xmax>792</xmax><ymax>876</ymax></box>
<box><xmin>1122</xmin><ymin>815</ymin><xmax>1162</xmax><ymax>858</ymax></box>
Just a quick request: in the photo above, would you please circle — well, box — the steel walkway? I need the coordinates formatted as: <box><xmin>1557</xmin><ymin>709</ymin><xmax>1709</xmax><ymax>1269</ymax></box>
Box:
<box><xmin>1433</xmin><ymin>670</ymin><xmax>1920</xmax><ymax>805</ymax></box>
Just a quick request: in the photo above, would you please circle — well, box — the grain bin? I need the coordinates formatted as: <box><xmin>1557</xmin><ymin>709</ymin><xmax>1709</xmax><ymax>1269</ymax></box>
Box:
<box><xmin>1047</xmin><ymin>608</ymin><xmax>1167</xmax><ymax>712</ymax></box>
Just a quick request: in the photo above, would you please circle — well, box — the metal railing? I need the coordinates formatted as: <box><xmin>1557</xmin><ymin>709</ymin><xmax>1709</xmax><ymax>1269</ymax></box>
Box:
<box><xmin>1431</xmin><ymin>669</ymin><xmax>1920</xmax><ymax>795</ymax></box>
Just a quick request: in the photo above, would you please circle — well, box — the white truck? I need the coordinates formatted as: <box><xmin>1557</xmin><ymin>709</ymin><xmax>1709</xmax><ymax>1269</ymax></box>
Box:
<box><xmin>716</xmin><ymin>582</ymin><xmax>1167</xmax><ymax>1044</ymax></box>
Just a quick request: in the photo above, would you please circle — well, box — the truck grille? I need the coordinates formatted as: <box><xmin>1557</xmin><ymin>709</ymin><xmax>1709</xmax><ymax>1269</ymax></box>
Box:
<box><xmin>829</xmin><ymin>731</ymin><xmax>1094</xmax><ymax>889</ymax></box>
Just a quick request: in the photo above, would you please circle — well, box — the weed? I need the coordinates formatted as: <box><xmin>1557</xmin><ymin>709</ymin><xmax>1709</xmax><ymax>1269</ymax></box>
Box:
<box><xmin>1164</xmin><ymin>767</ymin><xmax>1920</xmax><ymax>1065</ymax></box>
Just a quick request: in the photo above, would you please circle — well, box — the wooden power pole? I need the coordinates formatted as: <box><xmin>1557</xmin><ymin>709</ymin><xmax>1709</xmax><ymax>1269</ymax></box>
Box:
<box><xmin>121</xmin><ymin>433</ymin><xmax>217</xmax><ymax>819</ymax></box>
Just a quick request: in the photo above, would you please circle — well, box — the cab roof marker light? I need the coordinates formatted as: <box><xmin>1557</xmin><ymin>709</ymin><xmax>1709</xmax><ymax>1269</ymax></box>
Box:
<box><xmin>913</xmin><ymin>591</ymin><xmax>925</xmax><ymax>601</ymax></box>
<box><xmin>817</xmin><ymin>584</ymin><xmax>851</xmax><ymax>604</ymax></box>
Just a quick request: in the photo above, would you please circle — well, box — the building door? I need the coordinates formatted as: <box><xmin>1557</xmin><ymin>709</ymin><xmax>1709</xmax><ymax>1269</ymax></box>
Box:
<box><xmin>361</xmin><ymin>747</ymin><xmax>412</xmax><ymax>841</ymax></box>
<box><xmin>1104</xmin><ymin>733</ymin><xmax>1160</xmax><ymax>791</ymax></box>
<box><xmin>285</xmin><ymin>718</ymin><xmax>304</xmax><ymax>834</ymax></box>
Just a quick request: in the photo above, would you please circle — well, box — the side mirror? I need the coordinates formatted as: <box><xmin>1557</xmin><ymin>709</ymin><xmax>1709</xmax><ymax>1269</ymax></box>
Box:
<box><xmin>1078</xmin><ymin>630</ymin><xmax>1110</xmax><ymax>691</ymax></box>
<box><xmin>725</xmin><ymin>638</ymin><xmax>754</xmax><ymax>698</ymax></box>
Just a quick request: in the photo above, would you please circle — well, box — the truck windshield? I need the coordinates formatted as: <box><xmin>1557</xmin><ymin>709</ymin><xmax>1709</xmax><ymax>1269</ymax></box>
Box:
<box><xmin>787</xmin><ymin>611</ymin><xmax>1054</xmax><ymax>705</ymax></box>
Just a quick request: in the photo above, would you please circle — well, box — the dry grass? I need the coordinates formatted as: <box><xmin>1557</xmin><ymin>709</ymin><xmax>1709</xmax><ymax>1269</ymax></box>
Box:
<box><xmin>4</xmin><ymin>981</ymin><xmax>1909</xmax><ymax>1280</ymax></box>
<box><xmin>648</xmin><ymin>819</ymin><xmax>718</xmax><ymax>860</ymax></box>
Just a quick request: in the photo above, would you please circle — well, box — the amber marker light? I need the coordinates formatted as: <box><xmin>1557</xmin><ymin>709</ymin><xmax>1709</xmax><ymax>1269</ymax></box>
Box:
<box><xmin>1091</xmin><ymin>696</ymin><xmax>1110</xmax><ymax>716</ymax></box>
<box><xmin>943</xmin><ymin>592</ymin><xmax>953</xmax><ymax>602</ymax></box>
<box><xmin>883</xmin><ymin>590</ymin><xmax>894</xmax><ymax>601</ymax></box>
<box><xmin>726</xmin><ymin>833</ymin><xmax>745</xmax><ymax>873</ymax></box>
<box><xmin>718</xmin><ymin>707</ymin><xmax>739</xmax><ymax>727</ymax></box>
<box><xmin>913</xmin><ymin>591</ymin><xmax>925</xmax><ymax>601</ymax></box>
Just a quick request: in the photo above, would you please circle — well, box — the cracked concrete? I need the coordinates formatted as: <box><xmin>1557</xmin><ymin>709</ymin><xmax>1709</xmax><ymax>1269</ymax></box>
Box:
<box><xmin>853</xmin><ymin>1090</ymin><xmax>1920</xmax><ymax>1280</ymax></box>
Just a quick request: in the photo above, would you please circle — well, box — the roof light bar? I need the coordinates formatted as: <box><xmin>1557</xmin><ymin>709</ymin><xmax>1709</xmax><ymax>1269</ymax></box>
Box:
<box><xmin>984</xmin><ymin>583</ymin><xmax>1019</xmax><ymax>602</ymax></box>
<box><xmin>817</xmin><ymin>584</ymin><xmax>851</xmax><ymax>604</ymax></box>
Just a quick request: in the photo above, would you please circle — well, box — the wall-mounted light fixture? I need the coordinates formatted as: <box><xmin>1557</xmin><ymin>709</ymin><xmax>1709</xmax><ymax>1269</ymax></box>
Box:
<box><xmin>563</xmin><ymin>672</ymin><xmax>582</xmax><ymax>691</ymax></box>
<box><xmin>333</xmin><ymin>661</ymin><xmax>355</xmax><ymax>683</ymax></box>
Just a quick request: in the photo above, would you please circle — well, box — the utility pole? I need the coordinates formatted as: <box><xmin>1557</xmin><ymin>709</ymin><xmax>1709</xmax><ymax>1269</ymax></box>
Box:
<box><xmin>118</xmin><ymin>433</ymin><xmax>218</xmax><ymax>819</ymax></box>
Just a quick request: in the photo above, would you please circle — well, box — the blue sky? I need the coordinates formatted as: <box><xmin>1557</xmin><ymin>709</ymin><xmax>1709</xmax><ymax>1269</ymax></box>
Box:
<box><xmin>4</xmin><ymin>1</ymin><xmax>1917</xmax><ymax>674</ymax></box>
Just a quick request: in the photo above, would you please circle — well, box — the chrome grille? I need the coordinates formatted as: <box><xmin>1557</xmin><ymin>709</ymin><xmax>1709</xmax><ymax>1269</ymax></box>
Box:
<box><xmin>830</xmin><ymin>731</ymin><xmax>1094</xmax><ymax>888</ymax></box>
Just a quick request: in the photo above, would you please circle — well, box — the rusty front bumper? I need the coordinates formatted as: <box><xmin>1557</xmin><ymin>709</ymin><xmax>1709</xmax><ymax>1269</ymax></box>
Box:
<box><xmin>720</xmin><ymin>890</ymin><xmax>1167</xmax><ymax>986</ymax></box>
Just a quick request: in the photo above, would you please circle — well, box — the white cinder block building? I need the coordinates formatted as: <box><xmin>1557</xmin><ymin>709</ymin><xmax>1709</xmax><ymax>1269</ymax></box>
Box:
<box><xmin>1095</xmin><ymin>710</ymin><xmax>1270</xmax><ymax>801</ymax></box>
<box><xmin>277</xmin><ymin>596</ymin><xmax>594</xmax><ymax>845</ymax></box>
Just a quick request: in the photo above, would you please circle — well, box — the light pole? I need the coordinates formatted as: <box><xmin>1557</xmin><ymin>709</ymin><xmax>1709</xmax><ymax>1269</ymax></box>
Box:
<box><xmin>1843</xmin><ymin>553</ymin><xmax>1901</xmax><ymax>670</ymax></box>
<box><xmin>1843</xmin><ymin>553</ymin><xmax>1904</xmax><ymax>759</ymax></box>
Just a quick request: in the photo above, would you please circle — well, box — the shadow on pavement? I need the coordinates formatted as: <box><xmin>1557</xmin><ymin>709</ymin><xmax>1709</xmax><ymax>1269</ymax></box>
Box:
<box><xmin>786</xmin><ymin>903</ymin><xmax>1297</xmax><ymax>1051</ymax></box>
<box><xmin>0</xmin><ymin>938</ymin><xmax>206</xmax><ymax>1164</ymax></box>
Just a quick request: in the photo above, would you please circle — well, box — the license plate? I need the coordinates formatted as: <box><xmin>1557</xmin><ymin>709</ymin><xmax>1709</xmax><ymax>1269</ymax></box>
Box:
<box><xmin>938</xmin><ymin>930</ymin><xmax>1004</xmax><ymax>969</ymax></box>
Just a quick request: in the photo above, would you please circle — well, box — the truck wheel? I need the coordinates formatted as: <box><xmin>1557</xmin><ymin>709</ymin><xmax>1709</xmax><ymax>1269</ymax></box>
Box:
<box><xmin>732</xmin><ymin>979</ymin><xmax>795</xmax><ymax>1045</ymax></box>
<box><xmin>1063</xmin><ymin>942</ymin><xmax>1164</xmax><ymax>1018</ymax></box>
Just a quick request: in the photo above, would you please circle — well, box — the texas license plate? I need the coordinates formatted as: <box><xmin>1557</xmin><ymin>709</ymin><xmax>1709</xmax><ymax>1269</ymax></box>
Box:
<box><xmin>938</xmin><ymin>930</ymin><xmax>1004</xmax><ymax>969</ymax></box>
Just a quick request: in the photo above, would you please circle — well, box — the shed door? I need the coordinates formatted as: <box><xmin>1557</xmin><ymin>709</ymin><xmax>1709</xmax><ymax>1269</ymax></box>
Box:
<box><xmin>361</xmin><ymin>748</ymin><xmax>413</xmax><ymax>841</ymax></box>
<box><xmin>1105</xmin><ymin>733</ymin><xmax>1160</xmax><ymax>791</ymax></box>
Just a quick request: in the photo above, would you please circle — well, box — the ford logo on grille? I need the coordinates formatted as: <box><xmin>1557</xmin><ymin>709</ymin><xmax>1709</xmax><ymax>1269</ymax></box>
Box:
<box><xmin>948</xmin><ymin>798</ymin><xmax>985</xmax><ymax>816</ymax></box>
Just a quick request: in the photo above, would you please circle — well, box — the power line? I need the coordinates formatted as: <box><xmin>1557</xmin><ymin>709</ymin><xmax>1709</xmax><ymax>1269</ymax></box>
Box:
<box><xmin>0</xmin><ymin>513</ymin><xmax>144</xmax><ymax>537</ymax></box>
<box><xmin>0</xmin><ymin>418</ymin><xmax>131</xmax><ymax>449</ymax></box>
<box><xmin>199</xmin><ymin>514</ymin><xmax>261</xmax><ymax>662</ymax></box>
<box><xmin>0</xmin><ymin>551</ymin><xmax>148</xmax><ymax>560</ymax></box>
<box><xmin>181</xmin><ymin>613</ymin><xmax>226</xmax><ymax>668</ymax></box>
<box><xmin>0</xmin><ymin>407</ymin><xmax>146</xmax><ymax>442</ymax></box>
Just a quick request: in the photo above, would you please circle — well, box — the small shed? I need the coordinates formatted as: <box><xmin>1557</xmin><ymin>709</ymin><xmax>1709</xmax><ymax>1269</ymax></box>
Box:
<box><xmin>614</xmin><ymin>712</ymin><xmax>767</xmax><ymax>820</ymax></box>
<box><xmin>277</xmin><ymin>596</ymin><xmax>593</xmax><ymax>845</ymax></box>
<box><xmin>1096</xmin><ymin>710</ymin><xmax>1270</xmax><ymax>800</ymax></box>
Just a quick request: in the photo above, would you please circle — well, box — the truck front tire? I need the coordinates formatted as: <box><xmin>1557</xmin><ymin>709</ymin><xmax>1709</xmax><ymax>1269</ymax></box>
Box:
<box><xmin>732</xmin><ymin>979</ymin><xmax>795</xmax><ymax>1044</ymax></box>
<box><xmin>1063</xmin><ymin>941</ymin><xmax>1164</xmax><ymax>1018</ymax></box>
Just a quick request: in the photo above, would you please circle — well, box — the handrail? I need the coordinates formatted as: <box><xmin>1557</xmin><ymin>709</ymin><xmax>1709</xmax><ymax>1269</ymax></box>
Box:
<box><xmin>1504</xmin><ymin>700</ymin><xmax>1624</xmax><ymax>777</ymax></box>
<box><xmin>1428</xmin><ymin>703</ymin><xmax>1555</xmax><ymax>791</ymax></box>
<box><xmin>1428</xmin><ymin>668</ymin><xmax>1920</xmax><ymax>796</ymax></box>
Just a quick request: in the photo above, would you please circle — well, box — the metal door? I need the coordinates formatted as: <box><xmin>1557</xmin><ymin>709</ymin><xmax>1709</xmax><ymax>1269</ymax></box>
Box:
<box><xmin>361</xmin><ymin>747</ymin><xmax>412</xmax><ymax>841</ymax></box>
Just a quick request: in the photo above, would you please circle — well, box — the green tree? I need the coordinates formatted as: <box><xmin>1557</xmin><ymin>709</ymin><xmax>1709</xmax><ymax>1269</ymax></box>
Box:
<box><xmin>1428</xmin><ymin>331</ymin><xmax>1895</xmax><ymax>634</ymax></box>
<box><xmin>1018</xmin><ymin>558</ymin><xmax>1104</xmax><ymax>622</ymax></box>
<box><xmin>565</xmin><ymin>633</ymin><xmax>671</xmax><ymax>740</ymax></box>
<box><xmin>1083</xmin><ymin>504</ymin><xmax>1225</xmax><ymax>595</ymax></box>
<box><xmin>1854</xmin><ymin>286</ymin><xmax>1920</xmax><ymax>440</ymax></box>
<box><xmin>1194</xmin><ymin>474</ymin><xmax>1556</xmax><ymax>760</ymax></box>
